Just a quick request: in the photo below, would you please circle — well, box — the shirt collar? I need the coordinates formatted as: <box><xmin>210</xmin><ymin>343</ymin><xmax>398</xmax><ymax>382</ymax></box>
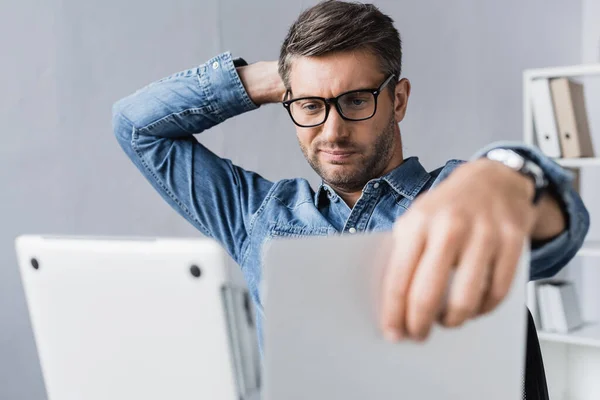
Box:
<box><xmin>314</xmin><ymin>182</ymin><xmax>336</xmax><ymax>206</ymax></box>
<box><xmin>314</xmin><ymin>157</ymin><xmax>431</xmax><ymax>207</ymax></box>
<box><xmin>381</xmin><ymin>157</ymin><xmax>431</xmax><ymax>200</ymax></box>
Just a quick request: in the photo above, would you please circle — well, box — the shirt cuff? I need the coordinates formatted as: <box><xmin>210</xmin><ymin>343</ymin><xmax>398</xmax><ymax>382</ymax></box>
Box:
<box><xmin>202</xmin><ymin>52</ymin><xmax>259</xmax><ymax>121</ymax></box>
<box><xmin>471</xmin><ymin>141</ymin><xmax>590</xmax><ymax>280</ymax></box>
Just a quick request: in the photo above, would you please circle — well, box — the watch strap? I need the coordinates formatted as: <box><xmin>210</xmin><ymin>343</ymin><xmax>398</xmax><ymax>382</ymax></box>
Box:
<box><xmin>233</xmin><ymin>57</ymin><xmax>249</xmax><ymax>68</ymax></box>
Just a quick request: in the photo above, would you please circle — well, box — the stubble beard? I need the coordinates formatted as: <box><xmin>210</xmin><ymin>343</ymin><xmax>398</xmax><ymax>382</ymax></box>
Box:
<box><xmin>300</xmin><ymin>115</ymin><xmax>397</xmax><ymax>192</ymax></box>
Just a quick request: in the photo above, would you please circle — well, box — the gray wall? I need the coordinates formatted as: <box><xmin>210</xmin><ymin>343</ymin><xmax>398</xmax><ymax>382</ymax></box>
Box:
<box><xmin>0</xmin><ymin>0</ymin><xmax>585</xmax><ymax>398</ymax></box>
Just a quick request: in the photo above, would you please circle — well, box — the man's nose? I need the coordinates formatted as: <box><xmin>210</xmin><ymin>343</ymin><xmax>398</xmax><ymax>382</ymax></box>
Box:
<box><xmin>321</xmin><ymin>106</ymin><xmax>349</xmax><ymax>143</ymax></box>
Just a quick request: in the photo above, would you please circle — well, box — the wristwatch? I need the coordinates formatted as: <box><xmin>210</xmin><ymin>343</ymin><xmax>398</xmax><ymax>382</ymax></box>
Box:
<box><xmin>233</xmin><ymin>57</ymin><xmax>249</xmax><ymax>68</ymax></box>
<box><xmin>483</xmin><ymin>148</ymin><xmax>548</xmax><ymax>204</ymax></box>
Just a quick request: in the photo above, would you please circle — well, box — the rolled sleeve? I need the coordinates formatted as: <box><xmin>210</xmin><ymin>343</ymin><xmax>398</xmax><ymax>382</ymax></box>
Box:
<box><xmin>112</xmin><ymin>51</ymin><xmax>270</xmax><ymax>264</ymax></box>
<box><xmin>472</xmin><ymin>141</ymin><xmax>590</xmax><ymax>280</ymax></box>
<box><xmin>200</xmin><ymin>52</ymin><xmax>258</xmax><ymax>121</ymax></box>
<box><xmin>115</xmin><ymin>52</ymin><xmax>257</xmax><ymax>137</ymax></box>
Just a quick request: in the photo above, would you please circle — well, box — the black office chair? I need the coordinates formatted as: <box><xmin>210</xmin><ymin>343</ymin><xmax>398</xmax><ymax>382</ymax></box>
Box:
<box><xmin>523</xmin><ymin>308</ymin><xmax>550</xmax><ymax>400</ymax></box>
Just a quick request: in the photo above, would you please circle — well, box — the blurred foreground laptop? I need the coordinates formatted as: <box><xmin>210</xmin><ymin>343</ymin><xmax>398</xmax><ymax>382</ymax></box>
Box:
<box><xmin>263</xmin><ymin>231</ymin><xmax>529</xmax><ymax>400</ymax></box>
<box><xmin>15</xmin><ymin>235</ymin><xmax>261</xmax><ymax>400</ymax></box>
<box><xmin>17</xmin><ymin>232</ymin><xmax>528</xmax><ymax>400</ymax></box>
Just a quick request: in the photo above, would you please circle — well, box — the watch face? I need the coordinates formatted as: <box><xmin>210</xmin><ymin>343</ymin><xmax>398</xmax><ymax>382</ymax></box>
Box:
<box><xmin>504</xmin><ymin>153</ymin><xmax>525</xmax><ymax>170</ymax></box>
<box><xmin>488</xmin><ymin>149</ymin><xmax>525</xmax><ymax>170</ymax></box>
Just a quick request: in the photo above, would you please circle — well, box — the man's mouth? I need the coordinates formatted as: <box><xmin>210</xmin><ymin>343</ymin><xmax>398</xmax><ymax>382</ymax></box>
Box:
<box><xmin>319</xmin><ymin>149</ymin><xmax>356</xmax><ymax>162</ymax></box>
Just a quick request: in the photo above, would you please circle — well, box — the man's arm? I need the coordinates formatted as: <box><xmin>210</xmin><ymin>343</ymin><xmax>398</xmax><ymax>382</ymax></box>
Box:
<box><xmin>476</xmin><ymin>142</ymin><xmax>589</xmax><ymax>280</ymax></box>
<box><xmin>531</xmin><ymin>192</ymin><xmax>566</xmax><ymax>240</ymax></box>
<box><xmin>237</xmin><ymin>60</ymin><xmax>286</xmax><ymax>105</ymax></box>
<box><xmin>379</xmin><ymin>142</ymin><xmax>589</xmax><ymax>342</ymax></box>
<box><xmin>112</xmin><ymin>52</ymin><xmax>285</xmax><ymax>263</ymax></box>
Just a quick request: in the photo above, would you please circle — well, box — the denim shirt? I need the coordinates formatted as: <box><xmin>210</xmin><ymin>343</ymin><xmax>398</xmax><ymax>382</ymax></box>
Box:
<box><xmin>113</xmin><ymin>51</ymin><xmax>589</xmax><ymax>347</ymax></box>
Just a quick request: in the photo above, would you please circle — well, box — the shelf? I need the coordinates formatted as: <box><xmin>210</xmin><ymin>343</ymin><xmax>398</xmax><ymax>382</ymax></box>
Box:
<box><xmin>555</xmin><ymin>158</ymin><xmax>600</xmax><ymax>168</ymax></box>
<box><xmin>538</xmin><ymin>322</ymin><xmax>600</xmax><ymax>347</ymax></box>
<box><xmin>578</xmin><ymin>241</ymin><xmax>600</xmax><ymax>257</ymax></box>
<box><xmin>525</xmin><ymin>64</ymin><xmax>600</xmax><ymax>79</ymax></box>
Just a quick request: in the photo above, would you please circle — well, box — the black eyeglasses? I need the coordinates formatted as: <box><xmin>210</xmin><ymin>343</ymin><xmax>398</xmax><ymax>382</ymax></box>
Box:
<box><xmin>282</xmin><ymin>74</ymin><xmax>396</xmax><ymax>128</ymax></box>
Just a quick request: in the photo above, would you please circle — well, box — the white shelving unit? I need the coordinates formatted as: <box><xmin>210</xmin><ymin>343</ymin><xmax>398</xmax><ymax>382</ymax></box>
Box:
<box><xmin>556</xmin><ymin>157</ymin><xmax>600</xmax><ymax>168</ymax></box>
<box><xmin>523</xmin><ymin>63</ymin><xmax>600</xmax><ymax>146</ymax></box>
<box><xmin>534</xmin><ymin>240</ymin><xmax>600</xmax><ymax>349</ymax></box>
<box><xmin>538</xmin><ymin>323</ymin><xmax>600</xmax><ymax>347</ymax></box>
<box><xmin>524</xmin><ymin>64</ymin><xmax>600</xmax><ymax>400</ymax></box>
<box><xmin>578</xmin><ymin>240</ymin><xmax>600</xmax><ymax>258</ymax></box>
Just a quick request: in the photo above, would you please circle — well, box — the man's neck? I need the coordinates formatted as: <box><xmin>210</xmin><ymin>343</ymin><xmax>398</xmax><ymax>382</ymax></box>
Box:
<box><xmin>336</xmin><ymin>189</ymin><xmax>362</xmax><ymax>209</ymax></box>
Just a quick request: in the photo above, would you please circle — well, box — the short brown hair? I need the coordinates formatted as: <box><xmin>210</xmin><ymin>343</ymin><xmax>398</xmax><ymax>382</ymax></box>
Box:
<box><xmin>279</xmin><ymin>0</ymin><xmax>402</xmax><ymax>90</ymax></box>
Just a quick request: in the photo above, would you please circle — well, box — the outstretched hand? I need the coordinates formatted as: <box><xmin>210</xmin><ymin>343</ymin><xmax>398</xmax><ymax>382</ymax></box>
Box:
<box><xmin>380</xmin><ymin>158</ymin><xmax>538</xmax><ymax>342</ymax></box>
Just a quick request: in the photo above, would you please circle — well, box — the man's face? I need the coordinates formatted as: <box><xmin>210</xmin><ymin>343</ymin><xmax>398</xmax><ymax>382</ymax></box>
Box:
<box><xmin>288</xmin><ymin>50</ymin><xmax>408</xmax><ymax>192</ymax></box>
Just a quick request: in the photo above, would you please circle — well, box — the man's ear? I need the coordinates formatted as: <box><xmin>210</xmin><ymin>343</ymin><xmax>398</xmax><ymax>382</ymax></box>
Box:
<box><xmin>393</xmin><ymin>78</ymin><xmax>411</xmax><ymax>123</ymax></box>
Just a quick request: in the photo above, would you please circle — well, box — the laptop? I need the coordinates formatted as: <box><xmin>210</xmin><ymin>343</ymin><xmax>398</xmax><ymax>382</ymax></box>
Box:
<box><xmin>15</xmin><ymin>235</ymin><xmax>261</xmax><ymax>400</ymax></box>
<box><xmin>263</xmin><ymin>231</ymin><xmax>529</xmax><ymax>400</ymax></box>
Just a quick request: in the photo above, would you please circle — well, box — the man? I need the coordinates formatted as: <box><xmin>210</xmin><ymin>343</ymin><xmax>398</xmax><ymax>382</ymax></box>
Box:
<box><xmin>112</xmin><ymin>1</ymin><xmax>589</xmax><ymax>346</ymax></box>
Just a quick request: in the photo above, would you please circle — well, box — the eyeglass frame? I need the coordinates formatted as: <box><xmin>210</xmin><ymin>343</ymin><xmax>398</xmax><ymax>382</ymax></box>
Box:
<box><xmin>281</xmin><ymin>74</ymin><xmax>397</xmax><ymax>128</ymax></box>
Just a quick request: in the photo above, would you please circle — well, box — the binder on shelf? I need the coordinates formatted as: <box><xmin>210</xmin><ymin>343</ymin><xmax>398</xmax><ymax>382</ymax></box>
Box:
<box><xmin>549</xmin><ymin>78</ymin><xmax>595</xmax><ymax>158</ymax></box>
<box><xmin>552</xmin><ymin>281</ymin><xmax>584</xmax><ymax>334</ymax></box>
<box><xmin>536</xmin><ymin>282</ymin><xmax>556</xmax><ymax>332</ymax></box>
<box><xmin>536</xmin><ymin>280</ymin><xmax>584</xmax><ymax>334</ymax></box>
<box><xmin>530</xmin><ymin>78</ymin><xmax>562</xmax><ymax>158</ymax></box>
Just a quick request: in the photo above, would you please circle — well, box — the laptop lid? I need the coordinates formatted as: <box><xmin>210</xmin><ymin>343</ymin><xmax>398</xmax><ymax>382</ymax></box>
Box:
<box><xmin>15</xmin><ymin>235</ymin><xmax>261</xmax><ymax>400</ymax></box>
<box><xmin>263</xmin><ymin>231</ymin><xmax>528</xmax><ymax>400</ymax></box>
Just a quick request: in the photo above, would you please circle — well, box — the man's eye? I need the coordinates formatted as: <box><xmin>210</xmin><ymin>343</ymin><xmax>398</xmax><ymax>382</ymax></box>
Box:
<box><xmin>343</xmin><ymin>95</ymin><xmax>371</xmax><ymax>108</ymax></box>
<box><xmin>301</xmin><ymin>102</ymin><xmax>323</xmax><ymax>112</ymax></box>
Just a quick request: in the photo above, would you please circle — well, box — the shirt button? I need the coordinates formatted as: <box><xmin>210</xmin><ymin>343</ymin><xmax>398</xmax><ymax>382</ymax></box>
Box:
<box><xmin>348</xmin><ymin>227</ymin><xmax>357</xmax><ymax>234</ymax></box>
<box><xmin>373</xmin><ymin>182</ymin><xmax>380</xmax><ymax>189</ymax></box>
<box><xmin>212</xmin><ymin>61</ymin><xmax>220</xmax><ymax>70</ymax></box>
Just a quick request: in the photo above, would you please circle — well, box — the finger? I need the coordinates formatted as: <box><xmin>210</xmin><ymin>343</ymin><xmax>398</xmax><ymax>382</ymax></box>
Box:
<box><xmin>442</xmin><ymin>221</ymin><xmax>497</xmax><ymax>327</ymax></box>
<box><xmin>406</xmin><ymin>210</ymin><xmax>467</xmax><ymax>341</ymax></box>
<box><xmin>479</xmin><ymin>226</ymin><xmax>525</xmax><ymax>315</ymax></box>
<box><xmin>380</xmin><ymin>211</ymin><xmax>428</xmax><ymax>342</ymax></box>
